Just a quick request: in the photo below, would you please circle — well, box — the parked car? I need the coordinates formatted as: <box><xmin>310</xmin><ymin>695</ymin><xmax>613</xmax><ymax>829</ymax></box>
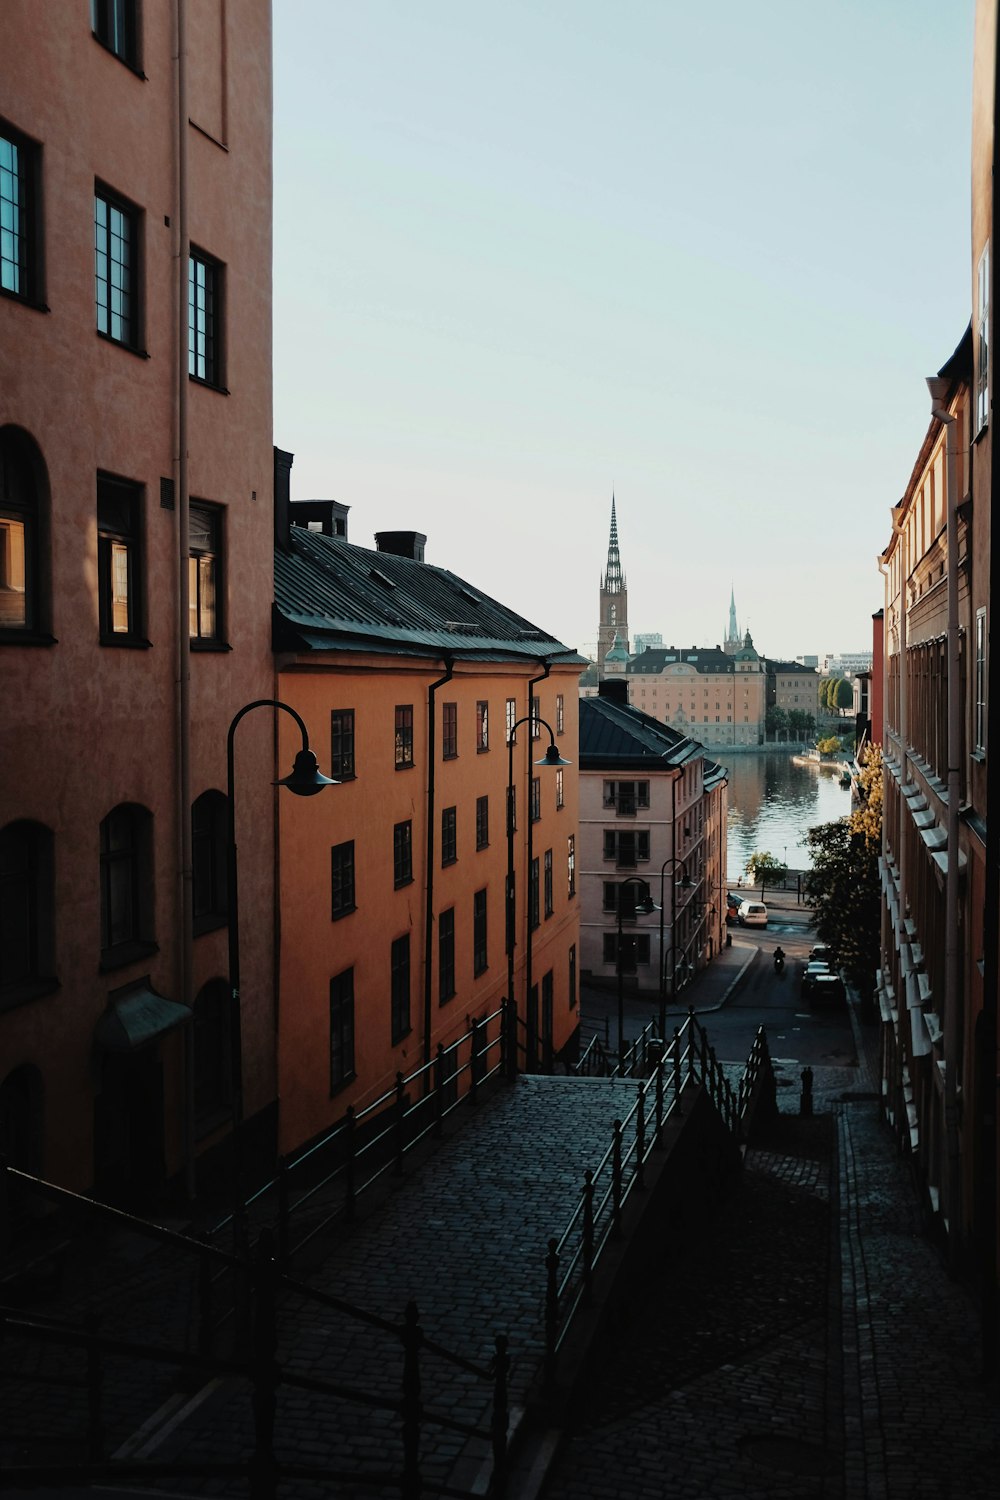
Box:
<box><xmin>737</xmin><ymin>900</ymin><xmax>768</xmax><ymax>927</ymax></box>
<box><xmin>801</xmin><ymin>961</ymin><xmax>831</xmax><ymax>994</ymax></box>
<box><xmin>809</xmin><ymin>973</ymin><xmax>846</xmax><ymax>1007</ymax></box>
<box><xmin>809</xmin><ymin>943</ymin><xmax>833</xmax><ymax>965</ymax></box>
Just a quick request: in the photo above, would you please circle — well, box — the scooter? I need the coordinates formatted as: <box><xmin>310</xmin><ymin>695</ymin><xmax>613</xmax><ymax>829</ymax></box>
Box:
<box><xmin>773</xmin><ymin>947</ymin><xmax>785</xmax><ymax>974</ymax></box>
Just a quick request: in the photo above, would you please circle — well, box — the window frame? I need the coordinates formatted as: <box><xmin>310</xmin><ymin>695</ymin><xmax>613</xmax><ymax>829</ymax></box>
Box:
<box><xmin>99</xmin><ymin>803</ymin><xmax>156</xmax><ymax>970</ymax></box>
<box><xmin>975</xmin><ymin>607</ymin><xmax>987</xmax><ymax>755</ymax></box>
<box><xmin>191</xmin><ymin>790</ymin><xmax>228</xmax><ymax>935</ymax></box>
<box><xmin>544</xmin><ymin>848</ymin><xmax>554</xmax><ymax>918</ymax></box>
<box><xmin>441</xmin><ymin>806</ymin><xmax>457</xmax><ymax>867</ymax></box>
<box><xmin>189</xmin><ymin>500</ymin><xmax>224</xmax><ymax>647</ymax></box>
<box><xmin>476</xmin><ymin>700</ymin><xmax>489</xmax><ymax>752</ymax></box>
<box><xmin>555</xmin><ymin>768</ymin><xmax>564</xmax><ymax>810</ymax></box>
<box><xmin>442</xmin><ymin>701</ymin><xmax>458</xmax><ymax>760</ymax></box>
<box><xmin>556</xmin><ymin>693</ymin><xmax>565</xmax><ymax>734</ymax></box>
<box><xmin>329</xmin><ymin>968</ymin><xmax>356</xmax><ymax>1093</ymax></box>
<box><xmin>331</xmin><ymin>840</ymin><xmax>356</xmax><ymax>920</ymax></box>
<box><xmin>94</xmin><ymin>183</ymin><xmax>143</xmax><ymax>351</ymax></box>
<box><xmin>0</xmin><ymin>118</ymin><xmax>42</xmax><ymax>307</ymax></box>
<box><xmin>505</xmin><ymin>698</ymin><xmax>516</xmax><ymax>744</ymax></box>
<box><xmin>567</xmin><ymin>835</ymin><xmax>576</xmax><ymax>899</ymax></box>
<box><xmin>530</xmin><ymin>776</ymin><xmax>541</xmax><ymax>823</ymax></box>
<box><xmin>390</xmin><ymin>934</ymin><xmax>411</xmax><ymax>1044</ymax></box>
<box><xmin>475</xmin><ymin>794</ymin><xmax>489</xmax><ymax>851</ymax></box>
<box><xmin>188</xmin><ymin>246</ymin><xmax>225</xmax><ymax>389</ymax></box>
<box><xmin>331</xmin><ymin>708</ymin><xmax>356</xmax><ymax>780</ymax></box>
<box><xmin>395</xmin><ymin>705</ymin><xmax>414</xmax><ymax>769</ymax></box>
<box><xmin>529</xmin><ymin>856</ymin><xmax>540</xmax><ymax>932</ymax></box>
<box><xmin>0</xmin><ymin>425</ymin><xmax>51</xmax><ymax>642</ymax></box>
<box><xmin>97</xmin><ymin>471</ymin><xmax>145</xmax><ymax>645</ymax></box>
<box><xmin>473</xmin><ymin>889</ymin><xmax>488</xmax><ymax>976</ymax></box>
<box><xmin>977</xmin><ymin>242</ymin><xmax>990</xmax><ymax>436</ymax></box>
<box><xmin>393</xmin><ymin>820</ymin><xmax>413</xmax><ymax>888</ymax></box>
<box><xmin>91</xmin><ymin>0</ymin><xmax>142</xmax><ymax>72</ymax></box>
<box><xmin>438</xmin><ymin>907</ymin><xmax>456</xmax><ymax>1004</ymax></box>
<box><xmin>568</xmin><ymin>944</ymin><xmax>577</xmax><ymax>1011</ymax></box>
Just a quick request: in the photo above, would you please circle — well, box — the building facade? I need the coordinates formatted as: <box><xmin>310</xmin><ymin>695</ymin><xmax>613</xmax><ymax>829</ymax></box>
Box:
<box><xmin>1</xmin><ymin>2</ymin><xmax>277</xmax><ymax>1202</ymax></box>
<box><xmin>578</xmin><ymin>683</ymin><xmax>727</xmax><ymax>1000</ymax></box>
<box><xmin>273</xmin><ymin>498</ymin><xmax>584</xmax><ymax>1154</ymax></box>
<box><xmin>627</xmin><ymin>643</ymin><xmax>766</xmax><ymax>747</ymax></box>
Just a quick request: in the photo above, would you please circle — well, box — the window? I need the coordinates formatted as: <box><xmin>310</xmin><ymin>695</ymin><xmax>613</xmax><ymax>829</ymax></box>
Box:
<box><xmin>95</xmin><ymin>187</ymin><xmax>140</xmax><ymax>348</ymax></box>
<box><xmin>476</xmin><ymin>795</ymin><xmax>489</xmax><ymax>850</ymax></box>
<box><xmin>189</xmin><ymin>502</ymin><xmax>222</xmax><ymax>644</ymax></box>
<box><xmin>476</xmin><ymin>701</ymin><xmax>489</xmax><ymax>752</ymax></box>
<box><xmin>395</xmin><ymin>705</ymin><xmax>414</xmax><ymax>768</ymax></box>
<box><xmin>531</xmin><ymin>776</ymin><xmax>541</xmax><ymax>822</ymax></box>
<box><xmin>602</xmin><ymin>780</ymin><xmax>650</xmax><ymax>815</ymax></box>
<box><xmin>393</xmin><ymin>821</ymin><xmax>413</xmax><ymax>888</ymax></box>
<box><xmin>977</xmin><ymin>242</ymin><xmax>990</xmax><ymax>434</ymax></box>
<box><xmin>531</xmin><ymin>695</ymin><xmax>541</xmax><ymax>739</ymax></box>
<box><xmin>1</xmin><ymin>426</ymin><xmax>48</xmax><ymax>638</ymax></box>
<box><xmin>529</xmin><ymin>857</ymin><xmax>540</xmax><ymax>931</ymax></box>
<box><xmin>442</xmin><ymin>702</ymin><xmax>458</xmax><ymax>759</ymax></box>
<box><xmin>1</xmin><ymin>120</ymin><xmax>40</xmax><ymax>304</ymax></box>
<box><xmin>0</xmin><ymin>821</ymin><xmax>55</xmax><ymax>1004</ymax></box>
<box><xmin>556</xmin><ymin>694</ymin><xmax>565</xmax><ymax>734</ymax></box>
<box><xmin>331</xmin><ymin>709</ymin><xmax>356</xmax><ymax>780</ymax></box>
<box><xmin>975</xmin><ymin>608</ymin><xmax>987</xmax><ymax>754</ymax></box>
<box><xmin>555</xmin><ymin>768</ymin><xmax>564</xmax><ymax>810</ymax></box>
<box><xmin>99</xmin><ymin>803</ymin><xmax>154</xmax><ymax>966</ymax></box>
<box><xmin>193</xmin><ymin>980</ymin><xmax>232</xmax><ymax>1135</ymax></box>
<box><xmin>189</xmin><ymin>249</ymin><xmax>223</xmax><ymax>387</ymax></box>
<box><xmin>92</xmin><ymin>0</ymin><xmax>139</xmax><ymax>69</ymax></box>
<box><xmin>439</xmin><ymin>908</ymin><xmax>455</xmax><ymax>1003</ymax></box>
<box><xmin>506</xmin><ymin>698</ymin><xmax>516</xmax><ymax>744</ymax></box>
<box><xmin>329</xmin><ymin>969</ymin><xmax>356</xmax><ymax>1092</ymax></box>
<box><xmin>191</xmin><ymin>790</ymin><xmax>227</xmax><ymax>933</ymax></box>
<box><xmin>97</xmin><ymin>472</ymin><xmax>143</xmax><ymax>642</ymax></box>
<box><xmin>568</xmin><ymin>944</ymin><xmax>577</xmax><ymax>1011</ymax></box>
<box><xmin>603</xmin><ymin>933</ymin><xmax>651</xmax><ymax>970</ymax></box>
<box><xmin>331</xmin><ymin>840</ymin><xmax>355</xmax><ymax>919</ymax></box>
<box><xmin>544</xmin><ymin>849</ymin><xmax>553</xmax><ymax>918</ymax></box>
<box><xmin>441</xmin><ymin>806</ymin><xmax>457</xmax><ymax>866</ymax></box>
<box><xmin>391</xmin><ymin>935</ymin><xmax>410</xmax><ymax>1043</ymax></box>
<box><xmin>567</xmin><ymin>835</ymin><xmax>576</xmax><ymax>898</ymax></box>
<box><xmin>603</xmin><ymin>830</ymin><xmax>649</xmax><ymax>866</ymax></box>
<box><xmin>473</xmin><ymin>889</ymin><xmax>488</xmax><ymax>976</ymax></box>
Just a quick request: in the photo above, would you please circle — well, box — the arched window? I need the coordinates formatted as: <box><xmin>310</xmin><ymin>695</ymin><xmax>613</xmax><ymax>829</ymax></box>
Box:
<box><xmin>193</xmin><ymin>978</ymin><xmax>233</xmax><ymax>1135</ymax></box>
<box><xmin>0</xmin><ymin>820</ymin><xmax>55</xmax><ymax>1003</ymax></box>
<box><xmin>99</xmin><ymin>803</ymin><xmax>155</xmax><ymax>968</ymax></box>
<box><xmin>192</xmin><ymin>790</ymin><xmax>228</xmax><ymax>934</ymax></box>
<box><xmin>0</xmin><ymin>426</ymin><xmax>50</xmax><ymax>639</ymax></box>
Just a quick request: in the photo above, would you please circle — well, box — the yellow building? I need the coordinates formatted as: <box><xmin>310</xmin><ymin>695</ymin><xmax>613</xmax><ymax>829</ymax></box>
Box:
<box><xmin>627</xmin><ymin>641</ymin><xmax>766</xmax><ymax>747</ymax></box>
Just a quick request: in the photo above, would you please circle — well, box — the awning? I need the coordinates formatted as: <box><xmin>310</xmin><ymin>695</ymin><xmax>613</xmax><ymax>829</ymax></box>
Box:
<box><xmin>95</xmin><ymin>980</ymin><xmax>191</xmax><ymax>1053</ymax></box>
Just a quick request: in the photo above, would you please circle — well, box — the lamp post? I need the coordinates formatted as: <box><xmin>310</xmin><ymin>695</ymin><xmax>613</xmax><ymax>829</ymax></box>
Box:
<box><xmin>658</xmin><ymin>857</ymin><xmax>691</xmax><ymax>1041</ymax></box>
<box><xmin>615</xmin><ymin>876</ymin><xmax>659</xmax><ymax>1072</ymax></box>
<box><xmin>506</xmin><ymin>714</ymin><xmax>571</xmax><ymax>1076</ymax></box>
<box><xmin>227</xmin><ymin>699</ymin><xmax>335</xmax><ymax>1242</ymax></box>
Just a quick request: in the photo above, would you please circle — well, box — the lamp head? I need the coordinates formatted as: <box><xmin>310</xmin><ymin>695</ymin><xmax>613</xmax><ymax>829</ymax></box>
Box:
<box><xmin>275</xmin><ymin>748</ymin><xmax>337</xmax><ymax>797</ymax></box>
<box><xmin>636</xmin><ymin>894</ymin><xmax>659</xmax><ymax>915</ymax></box>
<box><xmin>536</xmin><ymin>743</ymin><xmax>572</xmax><ymax>767</ymax></box>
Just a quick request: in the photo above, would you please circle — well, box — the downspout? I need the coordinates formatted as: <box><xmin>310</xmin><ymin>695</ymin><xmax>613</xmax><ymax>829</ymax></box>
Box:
<box><xmin>174</xmin><ymin>0</ymin><xmax>195</xmax><ymax>1199</ymax></box>
<box><xmin>423</xmin><ymin>658</ymin><xmax>454</xmax><ymax>1070</ymax></box>
<box><xmin>524</xmin><ymin>659</ymin><xmax>551</xmax><ymax>1070</ymax></box>
<box><xmin>927</xmin><ymin>377</ymin><xmax>962</xmax><ymax>1268</ymax></box>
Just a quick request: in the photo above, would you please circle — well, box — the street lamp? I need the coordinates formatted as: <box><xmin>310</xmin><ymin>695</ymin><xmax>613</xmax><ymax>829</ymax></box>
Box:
<box><xmin>506</xmin><ymin>715</ymin><xmax>571</xmax><ymax>1076</ymax></box>
<box><xmin>658</xmin><ymin>857</ymin><xmax>692</xmax><ymax>1040</ymax></box>
<box><xmin>227</xmin><ymin>699</ymin><xmax>335</xmax><ymax>1240</ymax></box>
<box><xmin>615</xmin><ymin>876</ymin><xmax>659</xmax><ymax>1072</ymax></box>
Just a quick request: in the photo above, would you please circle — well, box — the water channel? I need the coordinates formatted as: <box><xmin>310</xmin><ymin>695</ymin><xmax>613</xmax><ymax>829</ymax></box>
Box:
<box><xmin>718</xmin><ymin>749</ymin><xmax>853</xmax><ymax>881</ymax></box>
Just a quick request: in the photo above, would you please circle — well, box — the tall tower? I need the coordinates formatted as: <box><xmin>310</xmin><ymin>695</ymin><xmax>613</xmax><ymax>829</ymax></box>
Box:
<box><xmin>724</xmin><ymin>585</ymin><xmax>741</xmax><ymax>655</ymax></box>
<box><xmin>597</xmin><ymin>496</ymin><xmax>629</xmax><ymax>673</ymax></box>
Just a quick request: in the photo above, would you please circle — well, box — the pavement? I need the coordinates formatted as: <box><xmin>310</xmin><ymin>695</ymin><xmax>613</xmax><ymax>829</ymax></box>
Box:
<box><xmin>3</xmin><ymin>899</ymin><xmax>999</xmax><ymax>1498</ymax></box>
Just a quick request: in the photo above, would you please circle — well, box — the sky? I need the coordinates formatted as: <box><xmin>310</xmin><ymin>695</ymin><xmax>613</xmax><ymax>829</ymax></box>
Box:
<box><xmin>272</xmin><ymin>0</ymin><xmax>974</xmax><ymax>664</ymax></box>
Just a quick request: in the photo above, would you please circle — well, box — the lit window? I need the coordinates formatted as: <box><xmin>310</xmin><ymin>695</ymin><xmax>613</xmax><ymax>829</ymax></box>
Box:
<box><xmin>97</xmin><ymin>472</ymin><xmax>143</xmax><ymax>643</ymax></box>
<box><xmin>189</xmin><ymin>501</ymin><xmax>222</xmax><ymax>643</ymax></box>
<box><xmin>395</xmin><ymin>705</ymin><xmax>414</xmax><ymax>768</ymax></box>
<box><xmin>0</xmin><ymin>426</ymin><xmax>48</xmax><ymax>637</ymax></box>
<box><xmin>476</xmin><ymin>700</ymin><xmax>489</xmax><ymax>752</ymax></box>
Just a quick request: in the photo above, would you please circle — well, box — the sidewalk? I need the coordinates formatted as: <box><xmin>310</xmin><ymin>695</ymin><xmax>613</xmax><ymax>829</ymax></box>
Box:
<box><xmin>540</xmin><ymin>1024</ymin><xmax>1000</xmax><ymax>1499</ymax></box>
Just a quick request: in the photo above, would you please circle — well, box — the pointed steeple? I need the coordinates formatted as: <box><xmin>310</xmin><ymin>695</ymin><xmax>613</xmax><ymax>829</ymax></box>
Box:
<box><xmin>728</xmin><ymin>585</ymin><xmax>739</xmax><ymax>645</ymax></box>
<box><xmin>602</xmin><ymin>494</ymin><xmax>625</xmax><ymax>593</ymax></box>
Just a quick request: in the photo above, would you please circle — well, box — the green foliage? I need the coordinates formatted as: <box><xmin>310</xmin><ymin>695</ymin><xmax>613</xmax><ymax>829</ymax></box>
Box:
<box><xmin>787</xmin><ymin>709</ymin><xmax>815</xmax><ymax>740</ymax></box>
<box><xmin>765</xmin><ymin>705</ymin><xmax>788</xmax><ymax>740</ymax></box>
<box><xmin>745</xmin><ymin>850</ymin><xmax>788</xmax><ymax>885</ymax></box>
<box><xmin>816</xmin><ymin>735</ymin><xmax>842</xmax><ymax>754</ymax></box>
<box><xmin>834</xmin><ymin>678</ymin><xmax>855</xmax><ymax>712</ymax></box>
<box><xmin>804</xmin><ymin>749</ymin><xmax>882</xmax><ymax>989</ymax></box>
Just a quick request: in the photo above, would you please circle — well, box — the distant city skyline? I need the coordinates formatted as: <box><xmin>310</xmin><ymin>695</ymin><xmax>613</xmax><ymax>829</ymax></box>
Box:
<box><xmin>273</xmin><ymin>2</ymin><xmax>974</xmax><ymax>661</ymax></box>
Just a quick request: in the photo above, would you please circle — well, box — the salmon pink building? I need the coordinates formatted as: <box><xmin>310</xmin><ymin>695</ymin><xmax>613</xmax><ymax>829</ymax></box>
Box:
<box><xmin>1</xmin><ymin>2</ymin><xmax>278</xmax><ymax>1203</ymax></box>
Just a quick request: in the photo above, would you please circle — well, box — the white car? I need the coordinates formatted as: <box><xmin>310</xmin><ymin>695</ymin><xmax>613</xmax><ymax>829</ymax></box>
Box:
<box><xmin>737</xmin><ymin>900</ymin><xmax>768</xmax><ymax>927</ymax></box>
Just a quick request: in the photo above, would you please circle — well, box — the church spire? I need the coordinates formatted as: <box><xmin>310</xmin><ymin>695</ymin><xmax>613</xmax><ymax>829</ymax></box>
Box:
<box><xmin>602</xmin><ymin>494</ymin><xmax>625</xmax><ymax>593</ymax></box>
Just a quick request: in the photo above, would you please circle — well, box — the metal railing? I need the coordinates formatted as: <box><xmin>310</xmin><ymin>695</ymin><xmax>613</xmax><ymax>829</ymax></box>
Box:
<box><xmin>0</xmin><ymin>1170</ymin><xmax>511</xmax><ymax>1500</ymax></box>
<box><xmin>541</xmin><ymin>1013</ymin><xmax>772</xmax><ymax>1387</ymax></box>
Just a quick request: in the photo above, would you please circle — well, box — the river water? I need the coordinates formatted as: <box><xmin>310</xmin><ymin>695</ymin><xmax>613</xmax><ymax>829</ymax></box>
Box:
<box><xmin>717</xmin><ymin>750</ymin><xmax>853</xmax><ymax>880</ymax></box>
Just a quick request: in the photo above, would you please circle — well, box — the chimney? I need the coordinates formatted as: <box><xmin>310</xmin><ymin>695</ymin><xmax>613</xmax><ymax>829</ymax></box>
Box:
<box><xmin>599</xmin><ymin>680</ymin><xmax>629</xmax><ymax>705</ymax></box>
<box><xmin>375</xmin><ymin>530</ymin><xmax>426</xmax><ymax>562</ymax></box>
<box><xmin>273</xmin><ymin>447</ymin><xmax>294</xmax><ymax>552</ymax></box>
<box><xmin>291</xmin><ymin>499</ymin><xmax>350</xmax><ymax>539</ymax></box>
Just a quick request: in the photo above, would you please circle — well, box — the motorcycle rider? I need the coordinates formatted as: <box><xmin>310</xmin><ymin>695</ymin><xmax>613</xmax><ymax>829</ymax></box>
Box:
<box><xmin>773</xmin><ymin>945</ymin><xmax>786</xmax><ymax>971</ymax></box>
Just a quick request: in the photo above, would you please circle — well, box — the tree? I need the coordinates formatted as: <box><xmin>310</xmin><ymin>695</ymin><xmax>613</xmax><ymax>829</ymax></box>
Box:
<box><xmin>788</xmin><ymin>709</ymin><xmax>815</xmax><ymax>741</ymax></box>
<box><xmin>765</xmin><ymin>705</ymin><xmax>788</xmax><ymax>742</ymax></box>
<box><xmin>834</xmin><ymin>678</ymin><xmax>854</xmax><ymax>715</ymax></box>
<box><xmin>803</xmin><ymin>746</ymin><xmax>882</xmax><ymax>990</ymax></box>
<box><xmin>745</xmin><ymin>850</ymin><xmax>788</xmax><ymax>890</ymax></box>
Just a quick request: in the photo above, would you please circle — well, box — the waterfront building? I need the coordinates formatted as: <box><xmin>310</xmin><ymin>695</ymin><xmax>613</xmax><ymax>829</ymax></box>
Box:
<box><xmin>273</xmin><ymin>494</ymin><xmax>584</xmax><ymax>1153</ymax></box>
<box><xmin>627</xmin><ymin>641</ymin><xmax>766</xmax><ymax>747</ymax></box>
<box><xmin>1</xmin><ymin>3</ymin><xmax>276</xmax><ymax>1201</ymax></box>
<box><xmin>765</xmin><ymin>659</ymin><xmax>821</xmax><ymax>719</ymax></box>
<box><xmin>578</xmin><ymin>683</ymin><xmax>727</xmax><ymax>997</ymax></box>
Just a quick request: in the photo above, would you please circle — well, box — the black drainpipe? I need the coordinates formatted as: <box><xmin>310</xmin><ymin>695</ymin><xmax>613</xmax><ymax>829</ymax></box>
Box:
<box><xmin>524</xmin><ymin>659</ymin><xmax>551</xmax><ymax>1071</ymax></box>
<box><xmin>424</xmin><ymin>657</ymin><xmax>454</xmax><ymax>1070</ymax></box>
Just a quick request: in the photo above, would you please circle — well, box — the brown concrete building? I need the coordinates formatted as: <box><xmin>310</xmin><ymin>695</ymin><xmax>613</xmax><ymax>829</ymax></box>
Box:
<box><xmin>1</xmin><ymin>3</ymin><xmax>278</xmax><ymax>1202</ymax></box>
<box><xmin>273</xmin><ymin>499</ymin><xmax>585</xmax><ymax>1154</ymax></box>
